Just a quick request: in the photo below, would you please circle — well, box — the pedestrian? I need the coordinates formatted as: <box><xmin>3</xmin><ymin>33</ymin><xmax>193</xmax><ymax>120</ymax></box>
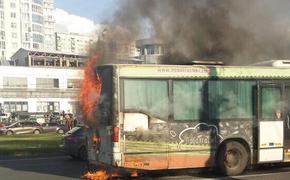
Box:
<box><xmin>65</xmin><ymin>112</ymin><xmax>72</xmax><ymax>130</ymax></box>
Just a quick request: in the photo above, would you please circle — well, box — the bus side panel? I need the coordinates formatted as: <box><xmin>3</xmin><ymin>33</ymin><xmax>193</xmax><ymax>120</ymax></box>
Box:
<box><xmin>167</xmin><ymin>120</ymin><xmax>253</xmax><ymax>169</ymax></box>
<box><xmin>120</xmin><ymin>120</ymin><xmax>253</xmax><ymax>170</ymax></box>
<box><xmin>120</xmin><ymin>113</ymin><xmax>170</xmax><ymax>170</ymax></box>
<box><xmin>123</xmin><ymin>154</ymin><xmax>168</xmax><ymax>170</ymax></box>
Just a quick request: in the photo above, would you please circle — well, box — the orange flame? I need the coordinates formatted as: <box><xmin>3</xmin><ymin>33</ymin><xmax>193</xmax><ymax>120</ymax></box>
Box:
<box><xmin>81</xmin><ymin>170</ymin><xmax>109</xmax><ymax>180</ymax></box>
<box><xmin>92</xmin><ymin>133</ymin><xmax>100</xmax><ymax>142</ymax></box>
<box><xmin>131</xmin><ymin>170</ymin><xmax>138</xmax><ymax>177</ymax></box>
<box><xmin>80</xmin><ymin>54</ymin><xmax>102</xmax><ymax>121</ymax></box>
<box><xmin>110</xmin><ymin>172</ymin><xmax>122</xmax><ymax>178</ymax></box>
<box><xmin>81</xmin><ymin>169</ymin><xmax>138</xmax><ymax>180</ymax></box>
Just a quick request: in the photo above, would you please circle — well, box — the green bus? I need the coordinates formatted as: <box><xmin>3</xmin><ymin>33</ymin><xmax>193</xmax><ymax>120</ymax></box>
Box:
<box><xmin>87</xmin><ymin>63</ymin><xmax>290</xmax><ymax>175</ymax></box>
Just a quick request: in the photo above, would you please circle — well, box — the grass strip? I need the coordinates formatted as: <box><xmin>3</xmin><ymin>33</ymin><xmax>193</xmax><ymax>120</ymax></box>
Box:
<box><xmin>0</xmin><ymin>133</ymin><xmax>62</xmax><ymax>156</ymax></box>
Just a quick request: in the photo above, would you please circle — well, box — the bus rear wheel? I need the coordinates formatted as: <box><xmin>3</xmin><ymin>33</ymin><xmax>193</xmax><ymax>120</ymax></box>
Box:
<box><xmin>217</xmin><ymin>141</ymin><xmax>248</xmax><ymax>176</ymax></box>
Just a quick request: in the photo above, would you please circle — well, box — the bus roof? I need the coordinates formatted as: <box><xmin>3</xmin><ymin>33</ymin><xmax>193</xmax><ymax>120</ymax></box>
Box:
<box><xmin>251</xmin><ymin>60</ymin><xmax>290</xmax><ymax>67</ymax></box>
<box><xmin>100</xmin><ymin>64</ymin><xmax>290</xmax><ymax>79</ymax></box>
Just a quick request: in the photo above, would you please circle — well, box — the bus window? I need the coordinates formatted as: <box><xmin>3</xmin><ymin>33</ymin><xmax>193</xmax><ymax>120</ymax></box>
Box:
<box><xmin>173</xmin><ymin>80</ymin><xmax>204</xmax><ymax>121</ymax></box>
<box><xmin>208</xmin><ymin>80</ymin><xmax>256</xmax><ymax>120</ymax></box>
<box><xmin>261</xmin><ymin>87</ymin><xmax>281</xmax><ymax>120</ymax></box>
<box><xmin>123</xmin><ymin>79</ymin><xmax>169</xmax><ymax>120</ymax></box>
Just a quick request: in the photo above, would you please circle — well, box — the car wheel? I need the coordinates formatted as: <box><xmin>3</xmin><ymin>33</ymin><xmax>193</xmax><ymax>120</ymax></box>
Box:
<box><xmin>33</xmin><ymin>130</ymin><xmax>41</xmax><ymax>134</ymax></box>
<box><xmin>217</xmin><ymin>141</ymin><xmax>249</xmax><ymax>176</ymax></box>
<box><xmin>6</xmin><ymin>131</ymin><xmax>13</xmax><ymax>136</ymax></box>
<box><xmin>78</xmin><ymin>146</ymin><xmax>87</xmax><ymax>161</ymax></box>
<box><xmin>57</xmin><ymin>129</ymin><xmax>64</xmax><ymax>134</ymax></box>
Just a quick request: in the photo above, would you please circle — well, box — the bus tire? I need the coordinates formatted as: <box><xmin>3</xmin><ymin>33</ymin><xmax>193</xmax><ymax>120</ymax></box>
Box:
<box><xmin>217</xmin><ymin>141</ymin><xmax>248</xmax><ymax>176</ymax></box>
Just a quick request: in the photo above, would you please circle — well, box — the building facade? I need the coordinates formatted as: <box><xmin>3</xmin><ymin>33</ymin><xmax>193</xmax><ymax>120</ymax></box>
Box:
<box><xmin>0</xmin><ymin>0</ymin><xmax>55</xmax><ymax>60</ymax></box>
<box><xmin>136</xmin><ymin>39</ymin><xmax>164</xmax><ymax>64</ymax></box>
<box><xmin>0</xmin><ymin>66</ymin><xmax>83</xmax><ymax>115</ymax></box>
<box><xmin>43</xmin><ymin>0</ymin><xmax>56</xmax><ymax>51</ymax></box>
<box><xmin>55</xmin><ymin>32</ymin><xmax>97</xmax><ymax>55</ymax></box>
<box><xmin>0</xmin><ymin>49</ymin><xmax>86</xmax><ymax>118</ymax></box>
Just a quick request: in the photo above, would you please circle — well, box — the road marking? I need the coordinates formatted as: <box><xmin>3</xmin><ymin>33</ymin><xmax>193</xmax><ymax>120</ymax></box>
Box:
<box><xmin>0</xmin><ymin>155</ymin><xmax>68</xmax><ymax>162</ymax></box>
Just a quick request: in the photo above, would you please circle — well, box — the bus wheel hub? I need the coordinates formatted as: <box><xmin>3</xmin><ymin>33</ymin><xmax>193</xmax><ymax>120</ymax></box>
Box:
<box><xmin>225</xmin><ymin>150</ymin><xmax>239</xmax><ymax>167</ymax></box>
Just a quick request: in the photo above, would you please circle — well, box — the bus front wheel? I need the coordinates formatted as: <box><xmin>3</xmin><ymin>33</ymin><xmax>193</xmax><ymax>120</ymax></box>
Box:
<box><xmin>217</xmin><ymin>141</ymin><xmax>248</xmax><ymax>176</ymax></box>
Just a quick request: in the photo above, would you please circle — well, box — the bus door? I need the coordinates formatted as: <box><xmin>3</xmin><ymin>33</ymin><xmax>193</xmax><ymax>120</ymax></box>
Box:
<box><xmin>283</xmin><ymin>85</ymin><xmax>290</xmax><ymax>161</ymax></box>
<box><xmin>258</xmin><ymin>83</ymin><xmax>284</xmax><ymax>163</ymax></box>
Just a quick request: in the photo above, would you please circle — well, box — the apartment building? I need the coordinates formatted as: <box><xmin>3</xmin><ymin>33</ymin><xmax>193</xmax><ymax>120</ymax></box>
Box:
<box><xmin>0</xmin><ymin>0</ymin><xmax>55</xmax><ymax>60</ymax></box>
<box><xmin>55</xmin><ymin>32</ymin><xmax>97</xmax><ymax>55</ymax></box>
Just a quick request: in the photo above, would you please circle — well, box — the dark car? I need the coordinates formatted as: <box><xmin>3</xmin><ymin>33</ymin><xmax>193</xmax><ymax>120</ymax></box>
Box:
<box><xmin>41</xmin><ymin>122</ymin><xmax>67</xmax><ymax>134</ymax></box>
<box><xmin>0</xmin><ymin>121</ymin><xmax>43</xmax><ymax>135</ymax></box>
<box><xmin>60</xmin><ymin>126</ymin><xmax>87</xmax><ymax>160</ymax></box>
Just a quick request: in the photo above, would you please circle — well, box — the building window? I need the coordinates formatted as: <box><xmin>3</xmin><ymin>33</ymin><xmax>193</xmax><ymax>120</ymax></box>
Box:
<box><xmin>0</xmin><ymin>0</ymin><xmax>3</xmax><ymax>9</ymax></box>
<box><xmin>36</xmin><ymin>78</ymin><xmax>59</xmax><ymax>89</ymax></box>
<box><xmin>0</xmin><ymin>41</ymin><xmax>5</xmax><ymax>49</ymax></box>
<box><xmin>11</xmin><ymin>22</ymin><xmax>17</xmax><ymax>28</ymax></box>
<box><xmin>36</xmin><ymin>102</ymin><xmax>59</xmax><ymax>112</ymax></box>
<box><xmin>33</xmin><ymin>33</ymin><xmax>43</xmax><ymax>43</ymax></box>
<box><xmin>67</xmin><ymin>79</ymin><xmax>81</xmax><ymax>89</ymax></box>
<box><xmin>25</xmin><ymin>33</ymin><xmax>30</xmax><ymax>41</ymax></box>
<box><xmin>23</xmin><ymin>42</ymin><xmax>30</xmax><ymax>49</ymax></box>
<box><xmin>0</xmin><ymin>30</ymin><xmax>4</xmax><ymax>40</ymax></box>
<box><xmin>11</xmin><ymin>12</ymin><xmax>16</xmax><ymax>18</ymax></box>
<box><xmin>33</xmin><ymin>43</ymin><xmax>39</xmax><ymax>49</ymax></box>
<box><xmin>32</xmin><ymin>4</ymin><xmax>43</xmax><ymax>14</ymax></box>
<box><xmin>32</xmin><ymin>24</ymin><xmax>43</xmax><ymax>33</ymax></box>
<box><xmin>22</xmin><ymin>13</ymin><xmax>30</xmax><ymax>21</ymax></box>
<box><xmin>3</xmin><ymin>77</ymin><xmax>27</xmax><ymax>88</ymax></box>
<box><xmin>10</xmin><ymin>2</ymin><xmax>16</xmax><ymax>8</ymax></box>
<box><xmin>143</xmin><ymin>45</ymin><xmax>160</xmax><ymax>55</ymax></box>
<box><xmin>32</xmin><ymin>14</ymin><xmax>43</xmax><ymax>24</ymax></box>
<box><xmin>3</xmin><ymin>102</ymin><xmax>28</xmax><ymax>113</ymax></box>
<box><xmin>33</xmin><ymin>0</ymin><xmax>43</xmax><ymax>5</ymax></box>
<box><xmin>21</xmin><ymin>2</ymin><xmax>29</xmax><ymax>11</ymax></box>
<box><xmin>0</xmin><ymin>11</ymin><xmax>4</xmax><ymax>19</ymax></box>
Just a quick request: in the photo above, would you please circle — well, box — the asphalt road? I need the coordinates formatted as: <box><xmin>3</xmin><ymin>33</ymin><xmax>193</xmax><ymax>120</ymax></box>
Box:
<box><xmin>0</xmin><ymin>155</ymin><xmax>290</xmax><ymax>180</ymax></box>
<box><xmin>0</xmin><ymin>155</ymin><xmax>88</xmax><ymax>180</ymax></box>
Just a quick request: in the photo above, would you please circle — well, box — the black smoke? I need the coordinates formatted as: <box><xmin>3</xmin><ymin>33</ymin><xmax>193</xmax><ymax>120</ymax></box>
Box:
<box><xmin>112</xmin><ymin>0</ymin><xmax>290</xmax><ymax>65</ymax></box>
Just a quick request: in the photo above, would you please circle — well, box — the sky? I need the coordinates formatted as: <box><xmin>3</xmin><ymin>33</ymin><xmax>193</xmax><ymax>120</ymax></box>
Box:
<box><xmin>54</xmin><ymin>0</ymin><xmax>119</xmax><ymax>34</ymax></box>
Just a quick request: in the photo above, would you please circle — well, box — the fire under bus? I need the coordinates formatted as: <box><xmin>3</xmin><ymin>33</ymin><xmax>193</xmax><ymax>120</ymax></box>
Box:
<box><xmin>87</xmin><ymin>62</ymin><xmax>290</xmax><ymax>176</ymax></box>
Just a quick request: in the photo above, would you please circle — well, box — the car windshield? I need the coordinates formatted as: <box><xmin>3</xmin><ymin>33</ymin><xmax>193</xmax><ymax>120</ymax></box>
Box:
<box><xmin>6</xmin><ymin>122</ymin><xmax>19</xmax><ymax>127</ymax></box>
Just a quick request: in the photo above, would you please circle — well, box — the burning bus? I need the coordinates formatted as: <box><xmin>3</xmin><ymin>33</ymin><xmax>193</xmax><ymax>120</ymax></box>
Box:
<box><xmin>84</xmin><ymin>62</ymin><xmax>290</xmax><ymax>176</ymax></box>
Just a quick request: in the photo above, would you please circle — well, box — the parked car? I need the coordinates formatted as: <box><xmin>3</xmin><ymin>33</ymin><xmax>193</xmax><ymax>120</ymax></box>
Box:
<box><xmin>60</xmin><ymin>126</ymin><xmax>87</xmax><ymax>160</ymax></box>
<box><xmin>0</xmin><ymin>121</ymin><xmax>43</xmax><ymax>135</ymax></box>
<box><xmin>41</xmin><ymin>122</ymin><xmax>67</xmax><ymax>134</ymax></box>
